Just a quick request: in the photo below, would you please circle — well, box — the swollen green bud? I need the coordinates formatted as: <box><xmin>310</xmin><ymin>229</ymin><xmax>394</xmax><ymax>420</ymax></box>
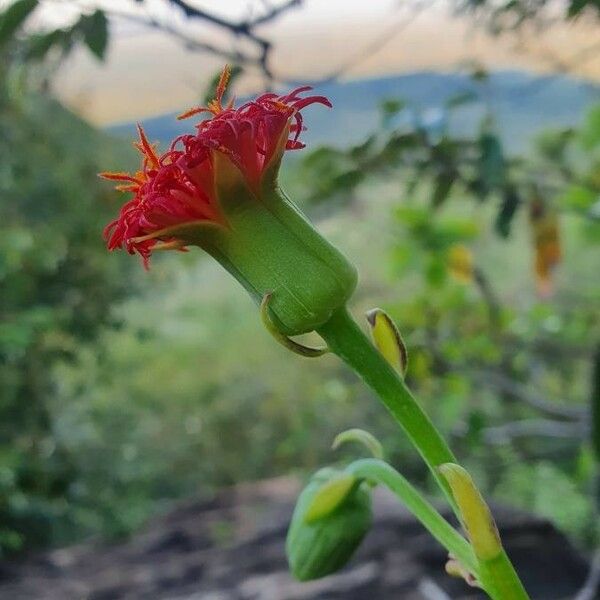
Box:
<box><xmin>200</xmin><ymin>154</ymin><xmax>357</xmax><ymax>336</ymax></box>
<box><xmin>286</xmin><ymin>467</ymin><xmax>372</xmax><ymax>581</ymax></box>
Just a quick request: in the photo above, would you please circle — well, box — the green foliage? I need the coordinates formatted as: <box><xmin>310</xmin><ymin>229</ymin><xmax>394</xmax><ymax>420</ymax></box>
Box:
<box><xmin>0</xmin><ymin>0</ymin><xmax>597</xmax><ymax>559</ymax></box>
<box><xmin>458</xmin><ymin>0</ymin><xmax>600</xmax><ymax>32</ymax></box>
<box><xmin>0</xmin><ymin>86</ymin><xmax>134</xmax><ymax>553</ymax></box>
<box><xmin>0</xmin><ymin>0</ymin><xmax>110</xmax><ymax>64</ymax></box>
<box><xmin>0</xmin><ymin>0</ymin><xmax>37</xmax><ymax>49</ymax></box>
<box><xmin>78</xmin><ymin>10</ymin><xmax>109</xmax><ymax>60</ymax></box>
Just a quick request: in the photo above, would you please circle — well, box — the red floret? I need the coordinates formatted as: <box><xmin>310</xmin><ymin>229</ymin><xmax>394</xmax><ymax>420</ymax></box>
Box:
<box><xmin>101</xmin><ymin>67</ymin><xmax>331</xmax><ymax>266</ymax></box>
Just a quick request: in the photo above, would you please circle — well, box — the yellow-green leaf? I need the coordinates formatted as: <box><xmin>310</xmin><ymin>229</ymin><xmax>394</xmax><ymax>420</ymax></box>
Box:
<box><xmin>304</xmin><ymin>474</ymin><xmax>358</xmax><ymax>523</ymax></box>
<box><xmin>439</xmin><ymin>463</ymin><xmax>501</xmax><ymax>561</ymax></box>
<box><xmin>366</xmin><ymin>308</ymin><xmax>408</xmax><ymax>377</ymax></box>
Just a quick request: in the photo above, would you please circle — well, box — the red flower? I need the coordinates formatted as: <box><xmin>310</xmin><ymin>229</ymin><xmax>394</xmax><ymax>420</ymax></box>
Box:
<box><xmin>101</xmin><ymin>66</ymin><xmax>331</xmax><ymax>267</ymax></box>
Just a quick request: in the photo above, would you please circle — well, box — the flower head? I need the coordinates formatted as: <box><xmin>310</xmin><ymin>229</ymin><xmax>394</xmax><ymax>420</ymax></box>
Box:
<box><xmin>101</xmin><ymin>66</ymin><xmax>331</xmax><ymax>268</ymax></box>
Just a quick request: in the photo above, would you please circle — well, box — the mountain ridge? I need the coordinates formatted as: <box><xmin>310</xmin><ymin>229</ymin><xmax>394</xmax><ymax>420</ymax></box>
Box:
<box><xmin>106</xmin><ymin>69</ymin><xmax>599</xmax><ymax>153</ymax></box>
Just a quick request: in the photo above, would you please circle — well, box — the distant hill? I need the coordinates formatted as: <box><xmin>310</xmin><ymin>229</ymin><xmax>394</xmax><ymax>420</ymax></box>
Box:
<box><xmin>107</xmin><ymin>70</ymin><xmax>599</xmax><ymax>153</ymax></box>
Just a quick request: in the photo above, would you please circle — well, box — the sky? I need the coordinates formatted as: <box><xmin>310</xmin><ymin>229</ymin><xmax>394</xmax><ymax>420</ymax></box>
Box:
<box><xmin>36</xmin><ymin>0</ymin><xmax>600</xmax><ymax>124</ymax></box>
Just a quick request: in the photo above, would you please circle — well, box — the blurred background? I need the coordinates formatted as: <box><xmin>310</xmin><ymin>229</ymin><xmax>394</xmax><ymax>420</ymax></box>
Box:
<box><xmin>0</xmin><ymin>0</ymin><xmax>599</xmax><ymax>596</ymax></box>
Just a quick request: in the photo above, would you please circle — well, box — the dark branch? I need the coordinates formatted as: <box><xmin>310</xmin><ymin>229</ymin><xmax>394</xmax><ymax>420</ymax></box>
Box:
<box><xmin>165</xmin><ymin>0</ymin><xmax>291</xmax><ymax>80</ymax></box>
<box><xmin>107</xmin><ymin>10</ymin><xmax>254</xmax><ymax>67</ymax></box>
<box><xmin>245</xmin><ymin>0</ymin><xmax>303</xmax><ymax>28</ymax></box>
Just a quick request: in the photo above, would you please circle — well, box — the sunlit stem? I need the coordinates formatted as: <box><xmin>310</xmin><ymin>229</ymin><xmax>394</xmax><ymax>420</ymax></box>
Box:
<box><xmin>346</xmin><ymin>458</ymin><xmax>479</xmax><ymax>577</ymax></box>
<box><xmin>317</xmin><ymin>306</ymin><xmax>458</xmax><ymax>510</ymax></box>
<box><xmin>479</xmin><ymin>551</ymin><xmax>531</xmax><ymax>600</ymax></box>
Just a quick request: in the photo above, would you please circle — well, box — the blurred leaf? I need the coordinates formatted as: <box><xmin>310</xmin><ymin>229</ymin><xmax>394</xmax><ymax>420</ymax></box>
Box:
<box><xmin>568</xmin><ymin>0</ymin><xmax>588</xmax><ymax>17</ymax></box>
<box><xmin>479</xmin><ymin>132</ymin><xmax>505</xmax><ymax>193</ymax></box>
<box><xmin>579</xmin><ymin>104</ymin><xmax>600</xmax><ymax>150</ymax></box>
<box><xmin>560</xmin><ymin>185</ymin><xmax>596</xmax><ymax>213</ymax></box>
<box><xmin>432</xmin><ymin>171</ymin><xmax>456</xmax><ymax>208</ymax></box>
<box><xmin>333</xmin><ymin>169</ymin><xmax>364</xmax><ymax>192</ymax></box>
<box><xmin>426</xmin><ymin>255</ymin><xmax>447</xmax><ymax>287</ymax></box>
<box><xmin>446</xmin><ymin>91</ymin><xmax>478</xmax><ymax>109</ymax></box>
<box><xmin>0</xmin><ymin>0</ymin><xmax>37</xmax><ymax>48</ymax></box>
<box><xmin>591</xmin><ymin>344</ymin><xmax>600</xmax><ymax>463</ymax></box>
<box><xmin>380</xmin><ymin>132</ymin><xmax>418</xmax><ymax>163</ymax></box>
<box><xmin>300</xmin><ymin>146</ymin><xmax>361</xmax><ymax>204</ymax></box>
<box><xmin>469</xmin><ymin>64</ymin><xmax>489</xmax><ymax>82</ymax></box>
<box><xmin>529</xmin><ymin>200</ymin><xmax>561</xmax><ymax>297</ymax></box>
<box><xmin>79</xmin><ymin>10</ymin><xmax>108</xmax><ymax>60</ymax></box>
<box><xmin>380</xmin><ymin>98</ymin><xmax>406</xmax><ymax>126</ymax></box>
<box><xmin>349</xmin><ymin>135</ymin><xmax>377</xmax><ymax>160</ymax></box>
<box><xmin>495</xmin><ymin>186</ymin><xmax>520</xmax><ymax>238</ymax></box>
<box><xmin>535</xmin><ymin>128</ymin><xmax>573</xmax><ymax>162</ymax></box>
<box><xmin>25</xmin><ymin>29</ymin><xmax>68</xmax><ymax>60</ymax></box>
<box><xmin>447</xmin><ymin>244</ymin><xmax>474</xmax><ymax>283</ymax></box>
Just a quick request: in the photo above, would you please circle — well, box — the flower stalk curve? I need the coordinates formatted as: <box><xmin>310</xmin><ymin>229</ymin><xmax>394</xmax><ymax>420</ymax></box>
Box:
<box><xmin>101</xmin><ymin>66</ymin><xmax>529</xmax><ymax>599</ymax></box>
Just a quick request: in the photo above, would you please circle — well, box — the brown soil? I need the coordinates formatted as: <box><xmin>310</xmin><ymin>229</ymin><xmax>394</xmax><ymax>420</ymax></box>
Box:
<box><xmin>0</xmin><ymin>477</ymin><xmax>590</xmax><ymax>599</ymax></box>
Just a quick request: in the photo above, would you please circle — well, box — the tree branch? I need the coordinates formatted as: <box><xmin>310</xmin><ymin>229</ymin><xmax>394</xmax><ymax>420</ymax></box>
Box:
<box><xmin>165</xmin><ymin>0</ymin><xmax>303</xmax><ymax>81</ymax></box>
<box><xmin>481</xmin><ymin>418</ymin><xmax>588</xmax><ymax>445</ymax></box>
<box><xmin>469</xmin><ymin>369</ymin><xmax>586</xmax><ymax>421</ymax></box>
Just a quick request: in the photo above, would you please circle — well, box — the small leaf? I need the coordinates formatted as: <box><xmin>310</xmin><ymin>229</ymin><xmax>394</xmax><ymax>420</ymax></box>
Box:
<box><xmin>426</xmin><ymin>255</ymin><xmax>448</xmax><ymax>288</ymax></box>
<box><xmin>348</xmin><ymin>135</ymin><xmax>376</xmax><ymax>160</ymax></box>
<box><xmin>366</xmin><ymin>308</ymin><xmax>408</xmax><ymax>377</ymax></box>
<box><xmin>580</xmin><ymin>104</ymin><xmax>600</xmax><ymax>150</ymax></box>
<box><xmin>332</xmin><ymin>428</ymin><xmax>384</xmax><ymax>460</ymax></box>
<box><xmin>80</xmin><ymin>10</ymin><xmax>108</xmax><ymax>60</ymax></box>
<box><xmin>529</xmin><ymin>199</ymin><xmax>561</xmax><ymax>297</ymax></box>
<box><xmin>560</xmin><ymin>185</ymin><xmax>596</xmax><ymax>213</ymax></box>
<box><xmin>447</xmin><ymin>244</ymin><xmax>474</xmax><ymax>283</ymax></box>
<box><xmin>568</xmin><ymin>0</ymin><xmax>588</xmax><ymax>17</ymax></box>
<box><xmin>380</xmin><ymin>98</ymin><xmax>406</xmax><ymax>126</ymax></box>
<box><xmin>479</xmin><ymin>132</ymin><xmax>505</xmax><ymax>192</ymax></box>
<box><xmin>432</xmin><ymin>171</ymin><xmax>455</xmax><ymax>208</ymax></box>
<box><xmin>438</xmin><ymin>464</ymin><xmax>502</xmax><ymax>561</ymax></box>
<box><xmin>25</xmin><ymin>29</ymin><xmax>67</xmax><ymax>60</ymax></box>
<box><xmin>591</xmin><ymin>344</ymin><xmax>600</xmax><ymax>463</ymax></box>
<box><xmin>0</xmin><ymin>0</ymin><xmax>38</xmax><ymax>48</ymax></box>
<box><xmin>446</xmin><ymin>91</ymin><xmax>478</xmax><ymax>109</ymax></box>
<box><xmin>304</xmin><ymin>474</ymin><xmax>358</xmax><ymax>523</ymax></box>
<box><xmin>495</xmin><ymin>186</ymin><xmax>520</xmax><ymax>238</ymax></box>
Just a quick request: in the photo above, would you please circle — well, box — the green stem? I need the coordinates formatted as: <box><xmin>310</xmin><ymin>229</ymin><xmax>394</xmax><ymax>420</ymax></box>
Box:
<box><xmin>317</xmin><ymin>306</ymin><xmax>457</xmax><ymax>507</ymax></box>
<box><xmin>347</xmin><ymin>458</ymin><xmax>478</xmax><ymax>577</ymax></box>
<box><xmin>480</xmin><ymin>551</ymin><xmax>530</xmax><ymax>600</ymax></box>
<box><xmin>317</xmin><ymin>306</ymin><xmax>531</xmax><ymax>600</ymax></box>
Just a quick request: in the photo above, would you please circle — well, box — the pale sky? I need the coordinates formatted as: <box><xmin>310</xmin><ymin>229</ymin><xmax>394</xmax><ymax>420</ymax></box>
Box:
<box><xmin>36</xmin><ymin>0</ymin><xmax>600</xmax><ymax>124</ymax></box>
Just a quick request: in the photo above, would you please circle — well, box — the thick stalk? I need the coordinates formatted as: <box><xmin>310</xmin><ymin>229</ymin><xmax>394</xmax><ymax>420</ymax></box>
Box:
<box><xmin>317</xmin><ymin>306</ymin><xmax>457</xmax><ymax>506</ymax></box>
